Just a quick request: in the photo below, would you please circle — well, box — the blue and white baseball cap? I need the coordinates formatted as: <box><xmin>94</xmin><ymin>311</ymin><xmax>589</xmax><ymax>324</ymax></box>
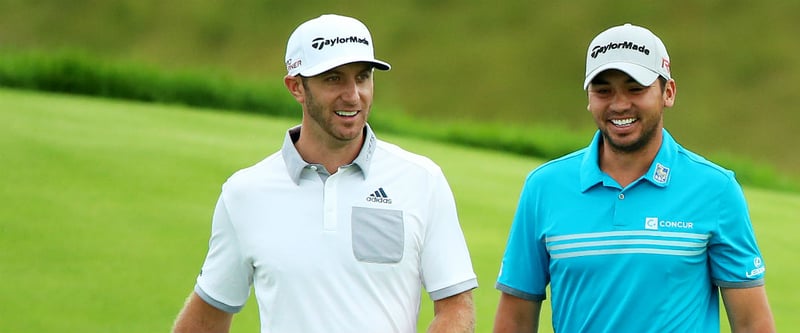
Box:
<box><xmin>285</xmin><ymin>14</ymin><xmax>391</xmax><ymax>77</ymax></box>
<box><xmin>583</xmin><ymin>23</ymin><xmax>671</xmax><ymax>90</ymax></box>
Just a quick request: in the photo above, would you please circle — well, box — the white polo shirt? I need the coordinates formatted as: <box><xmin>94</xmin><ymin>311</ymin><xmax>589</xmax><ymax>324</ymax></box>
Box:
<box><xmin>195</xmin><ymin>124</ymin><xmax>478</xmax><ymax>333</ymax></box>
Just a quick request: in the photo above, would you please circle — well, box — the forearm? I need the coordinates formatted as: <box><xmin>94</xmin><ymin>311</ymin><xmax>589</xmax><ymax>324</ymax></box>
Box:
<box><xmin>427</xmin><ymin>313</ymin><xmax>475</xmax><ymax>333</ymax></box>
<box><xmin>722</xmin><ymin>286</ymin><xmax>776</xmax><ymax>333</ymax></box>
<box><xmin>731</xmin><ymin>322</ymin><xmax>776</xmax><ymax>333</ymax></box>
<box><xmin>172</xmin><ymin>292</ymin><xmax>234</xmax><ymax>333</ymax></box>
<box><xmin>730</xmin><ymin>313</ymin><xmax>776</xmax><ymax>333</ymax></box>
<box><xmin>427</xmin><ymin>291</ymin><xmax>476</xmax><ymax>333</ymax></box>
<box><xmin>493</xmin><ymin>293</ymin><xmax>541</xmax><ymax>333</ymax></box>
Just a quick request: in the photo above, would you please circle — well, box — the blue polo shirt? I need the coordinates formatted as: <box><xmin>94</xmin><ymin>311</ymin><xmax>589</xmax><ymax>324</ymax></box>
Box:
<box><xmin>496</xmin><ymin>129</ymin><xmax>766</xmax><ymax>333</ymax></box>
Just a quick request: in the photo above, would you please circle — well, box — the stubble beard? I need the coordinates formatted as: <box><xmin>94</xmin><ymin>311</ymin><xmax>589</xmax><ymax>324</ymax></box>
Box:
<box><xmin>304</xmin><ymin>89</ymin><xmax>364</xmax><ymax>143</ymax></box>
<box><xmin>601</xmin><ymin>119</ymin><xmax>660</xmax><ymax>154</ymax></box>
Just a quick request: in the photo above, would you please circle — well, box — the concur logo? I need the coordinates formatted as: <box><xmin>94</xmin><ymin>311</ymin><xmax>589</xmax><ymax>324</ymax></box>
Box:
<box><xmin>311</xmin><ymin>36</ymin><xmax>369</xmax><ymax>50</ymax></box>
<box><xmin>645</xmin><ymin>217</ymin><xmax>659</xmax><ymax>230</ymax></box>
<box><xmin>644</xmin><ymin>217</ymin><xmax>694</xmax><ymax>230</ymax></box>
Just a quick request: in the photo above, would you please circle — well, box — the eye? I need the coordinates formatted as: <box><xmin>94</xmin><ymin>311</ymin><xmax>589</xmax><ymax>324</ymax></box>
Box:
<box><xmin>628</xmin><ymin>85</ymin><xmax>648</xmax><ymax>94</ymax></box>
<box><xmin>591</xmin><ymin>87</ymin><xmax>611</xmax><ymax>95</ymax></box>
<box><xmin>356</xmin><ymin>71</ymin><xmax>372</xmax><ymax>83</ymax></box>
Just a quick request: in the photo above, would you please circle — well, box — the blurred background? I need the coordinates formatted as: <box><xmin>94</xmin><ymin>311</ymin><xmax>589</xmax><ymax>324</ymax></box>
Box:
<box><xmin>2</xmin><ymin>2</ymin><xmax>798</xmax><ymax>332</ymax></box>
<box><xmin>1</xmin><ymin>0</ymin><xmax>798</xmax><ymax>179</ymax></box>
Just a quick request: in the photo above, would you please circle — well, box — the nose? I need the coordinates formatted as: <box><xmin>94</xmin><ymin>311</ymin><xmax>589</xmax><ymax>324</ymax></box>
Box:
<box><xmin>609</xmin><ymin>91</ymin><xmax>631</xmax><ymax>112</ymax></box>
<box><xmin>340</xmin><ymin>80</ymin><xmax>360</xmax><ymax>105</ymax></box>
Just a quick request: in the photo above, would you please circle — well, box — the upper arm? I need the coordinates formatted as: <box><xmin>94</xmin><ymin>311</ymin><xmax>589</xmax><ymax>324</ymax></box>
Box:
<box><xmin>720</xmin><ymin>286</ymin><xmax>775</xmax><ymax>333</ymax></box>
<box><xmin>428</xmin><ymin>291</ymin><xmax>476</xmax><ymax>333</ymax></box>
<box><xmin>172</xmin><ymin>292</ymin><xmax>234</xmax><ymax>333</ymax></box>
<box><xmin>493</xmin><ymin>292</ymin><xmax>542</xmax><ymax>333</ymax></box>
<box><xmin>196</xmin><ymin>195</ymin><xmax>253</xmax><ymax>311</ymax></box>
<box><xmin>419</xmin><ymin>172</ymin><xmax>477</xmax><ymax>298</ymax></box>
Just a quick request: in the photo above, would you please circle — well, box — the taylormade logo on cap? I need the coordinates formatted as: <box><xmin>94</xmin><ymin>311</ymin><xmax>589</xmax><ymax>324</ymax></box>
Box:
<box><xmin>285</xmin><ymin>14</ymin><xmax>390</xmax><ymax>77</ymax></box>
<box><xmin>583</xmin><ymin>23</ymin><xmax>671</xmax><ymax>90</ymax></box>
<box><xmin>311</xmin><ymin>36</ymin><xmax>370</xmax><ymax>50</ymax></box>
<box><xmin>590</xmin><ymin>41</ymin><xmax>650</xmax><ymax>59</ymax></box>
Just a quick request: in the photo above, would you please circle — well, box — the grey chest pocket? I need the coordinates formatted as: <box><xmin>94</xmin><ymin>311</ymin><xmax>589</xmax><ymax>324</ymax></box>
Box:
<box><xmin>351</xmin><ymin>207</ymin><xmax>404</xmax><ymax>264</ymax></box>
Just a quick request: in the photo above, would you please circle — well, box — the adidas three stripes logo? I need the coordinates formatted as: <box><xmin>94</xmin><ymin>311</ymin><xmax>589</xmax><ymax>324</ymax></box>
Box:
<box><xmin>366</xmin><ymin>187</ymin><xmax>392</xmax><ymax>204</ymax></box>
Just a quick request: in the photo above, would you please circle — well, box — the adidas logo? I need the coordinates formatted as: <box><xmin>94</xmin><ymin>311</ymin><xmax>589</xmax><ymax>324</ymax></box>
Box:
<box><xmin>366</xmin><ymin>187</ymin><xmax>392</xmax><ymax>204</ymax></box>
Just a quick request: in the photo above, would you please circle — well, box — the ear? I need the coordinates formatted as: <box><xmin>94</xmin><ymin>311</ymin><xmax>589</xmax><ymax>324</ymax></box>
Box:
<box><xmin>284</xmin><ymin>75</ymin><xmax>305</xmax><ymax>103</ymax></box>
<box><xmin>663</xmin><ymin>79</ymin><xmax>676</xmax><ymax>108</ymax></box>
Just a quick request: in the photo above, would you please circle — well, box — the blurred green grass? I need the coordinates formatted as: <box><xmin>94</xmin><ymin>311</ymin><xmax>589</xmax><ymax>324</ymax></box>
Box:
<box><xmin>1</xmin><ymin>88</ymin><xmax>796</xmax><ymax>332</ymax></box>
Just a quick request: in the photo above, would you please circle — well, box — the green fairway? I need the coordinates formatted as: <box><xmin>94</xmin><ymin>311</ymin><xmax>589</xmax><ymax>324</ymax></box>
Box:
<box><xmin>1</xmin><ymin>87</ymin><xmax>796</xmax><ymax>332</ymax></box>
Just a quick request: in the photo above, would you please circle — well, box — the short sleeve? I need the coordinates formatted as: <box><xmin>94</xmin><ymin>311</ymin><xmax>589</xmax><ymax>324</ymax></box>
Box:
<box><xmin>420</xmin><ymin>171</ymin><xmax>478</xmax><ymax>301</ymax></box>
<box><xmin>708</xmin><ymin>177</ymin><xmax>766</xmax><ymax>288</ymax></box>
<box><xmin>194</xmin><ymin>194</ymin><xmax>254</xmax><ymax>313</ymax></box>
<box><xmin>495</xmin><ymin>174</ymin><xmax>549</xmax><ymax>301</ymax></box>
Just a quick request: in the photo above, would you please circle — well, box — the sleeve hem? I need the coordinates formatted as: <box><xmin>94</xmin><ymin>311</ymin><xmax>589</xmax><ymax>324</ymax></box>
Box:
<box><xmin>715</xmin><ymin>278</ymin><xmax>765</xmax><ymax>289</ymax></box>
<box><xmin>428</xmin><ymin>278</ymin><xmax>479</xmax><ymax>301</ymax></box>
<box><xmin>495</xmin><ymin>282</ymin><xmax>546</xmax><ymax>301</ymax></box>
<box><xmin>194</xmin><ymin>284</ymin><xmax>245</xmax><ymax>314</ymax></box>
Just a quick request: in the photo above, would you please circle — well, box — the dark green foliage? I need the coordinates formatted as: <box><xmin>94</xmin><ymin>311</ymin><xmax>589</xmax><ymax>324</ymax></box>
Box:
<box><xmin>0</xmin><ymin>51</ymin><xmax>298</xmax><ymax>117</ymax></box>
<box><xmin>0</xmin><ymin>51</ymin><xmax>797</xmax><ymax>192</ymax></box>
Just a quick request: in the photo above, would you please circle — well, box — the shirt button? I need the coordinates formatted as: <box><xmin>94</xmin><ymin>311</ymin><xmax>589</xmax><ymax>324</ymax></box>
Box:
<box><xmin>310</xmin><ymin>165</ymin><xmax>318</xmax><ymax>171</ymax></box>
<box><xmin>618</xmin><ymin>193</ymin><xmax>625</xmax><ymax>200</ymax></box>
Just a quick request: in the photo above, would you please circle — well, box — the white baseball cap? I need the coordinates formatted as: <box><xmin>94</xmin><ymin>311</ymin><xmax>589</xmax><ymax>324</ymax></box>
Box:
<box><xmin>284</xmin><ymin>14</ymin><xmax>391</xmax><ymax>77</ymax></box>
<box><xmin>583</xmin><ymin>23</ymin><xmax>671</xmax><ymax>90</ymax></box>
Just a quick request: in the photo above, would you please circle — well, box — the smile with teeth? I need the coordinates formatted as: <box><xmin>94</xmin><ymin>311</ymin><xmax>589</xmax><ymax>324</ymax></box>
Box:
<box><xmin>335</xmin><ymin>110</ymin><xmax>359</xmax><ymax>117</ymax></box>
<box><xmin>611</xmin><ymin>118</ymin><xmax>636</xmax><ymax>126</ymax></box>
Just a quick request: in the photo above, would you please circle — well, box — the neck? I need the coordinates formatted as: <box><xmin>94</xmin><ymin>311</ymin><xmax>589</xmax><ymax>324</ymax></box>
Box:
<box><xmin>599</xmin><ymin>134</ymin><xmax>662</xmax><ymax>188</ymax></box>
<box><xmin>295</xmin><ymin>129</ymin><xmax>364</xmax><ymax>175</ymax></box>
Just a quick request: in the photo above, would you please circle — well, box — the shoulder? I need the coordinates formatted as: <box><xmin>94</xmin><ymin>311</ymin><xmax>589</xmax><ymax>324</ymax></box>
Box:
<box><xmin>675</xmin><ymin>145</ymin><xmax>737</xmax><ymax>185</ymax></box>
<box><xmin>658</xmin><ymin>130</ymin><xmax>737</xmax><ymax>187</ymax></box>
<box><xmin>222</xmin><ymin>150</ymin><xmax>284</xmax><ymax>191</ymax></box>
<box><xmin>526</xmin><ymin>148</ymin><xmax>587</xmax><ymax>182</ymax></box>
<box><xmin>666</xmin><ymin>144</ymin><xmax>748</xmax><ymax>206</ymax></box>
<box><xmin>374</xmin><ymin>139</ymin><xmax>444</xmax><ymax>176</ymax></box>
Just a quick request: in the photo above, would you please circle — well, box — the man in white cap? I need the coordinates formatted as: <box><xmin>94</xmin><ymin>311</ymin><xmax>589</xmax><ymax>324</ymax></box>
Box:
<box><xmin>173</xmin><ymin>14</ymin><xmax>477</xmax><ymax>333</ymax></box>
<box><xmin>493</xmin><ymin>24</ymin><xmax>775</xmax><ymax>332</ymax></box>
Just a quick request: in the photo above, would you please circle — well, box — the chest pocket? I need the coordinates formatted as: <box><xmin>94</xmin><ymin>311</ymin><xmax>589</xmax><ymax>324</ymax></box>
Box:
<box><xmin>351</xmin><ymin>207</ymin><xmax>404</xmax><ymax>264</ymax></box>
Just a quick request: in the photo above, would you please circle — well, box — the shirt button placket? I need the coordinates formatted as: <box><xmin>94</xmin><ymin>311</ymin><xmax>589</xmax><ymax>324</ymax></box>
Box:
<box><xmin>323</xmin><ymin>172</ymin><xmax>338</xmax><ymax>231</ymax></box>
<box><xmin>613</xmin><ymin>191</ymin><xmax>627</xmax><ymax>226</ymax></box>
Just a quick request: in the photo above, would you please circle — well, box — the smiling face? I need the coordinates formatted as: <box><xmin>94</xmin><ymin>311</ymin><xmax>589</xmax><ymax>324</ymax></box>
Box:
<box><xmin>286</xmin><ymin>62</ymin><xmax>375</xmax><ymax>147</ymax></box>
<box><xmin>587</xmin><ymin>69</ymin><xmax>675</xmax><ymax>155</ymax></box>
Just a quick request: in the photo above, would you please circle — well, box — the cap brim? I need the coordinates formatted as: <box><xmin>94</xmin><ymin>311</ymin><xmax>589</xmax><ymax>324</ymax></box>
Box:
<box><xmin>298</xmin><ymin>56</ymin><xmax>391</xmax><ymax>77</ymax></box>
<box><xmin>583</xmin><ymin>62</ymin><xmax>659</xmax><ymax>90</ymax></box>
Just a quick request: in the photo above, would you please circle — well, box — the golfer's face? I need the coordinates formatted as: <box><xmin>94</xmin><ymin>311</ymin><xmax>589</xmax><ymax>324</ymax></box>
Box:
<box><xmin>303</xmin><ymin>62</ymin><xmax>375</xmax><ymax>143</ymax></box>
<box><xmin>587</xmin><ymin>69</ymin><xmax>673</xmax><ymax>153</ymax></box>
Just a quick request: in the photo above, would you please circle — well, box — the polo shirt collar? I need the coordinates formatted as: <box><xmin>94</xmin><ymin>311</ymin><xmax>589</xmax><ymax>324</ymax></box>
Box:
<box><xmin>281</xmin><ymin>124</ymin><xmax>377</xmax><ymax>185</ymax></box>
<box><xmin>580</xmin><ymin>128</ymin><xmax>677</xmax><ymax>191</ymax></box>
